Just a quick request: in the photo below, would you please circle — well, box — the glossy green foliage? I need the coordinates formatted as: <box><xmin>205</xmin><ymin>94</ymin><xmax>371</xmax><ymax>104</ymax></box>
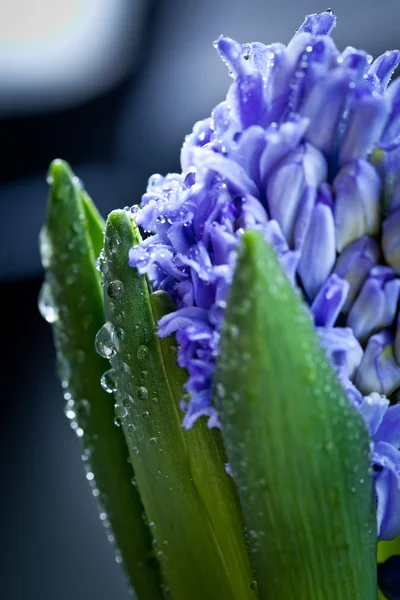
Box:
<box><xmin>39</xmin><ymin>160</ymin><xmax>163</xmax><ymax>600</ymax></box>
<box><xmin>100</xmin><ymin>209</ymin><xmax>256</xmax><ymax>600</ymax></box>
<box><xmin>214</xmin><ymin>230</ymin><xmax>377</xmax><ymax>600</ymax></box>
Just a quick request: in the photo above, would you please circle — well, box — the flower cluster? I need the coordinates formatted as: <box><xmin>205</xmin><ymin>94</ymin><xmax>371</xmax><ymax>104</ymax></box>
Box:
<box><xmin>129</xmin><ymin>11</ymin><xmax>400</xmax><ymax>540</ymax></box>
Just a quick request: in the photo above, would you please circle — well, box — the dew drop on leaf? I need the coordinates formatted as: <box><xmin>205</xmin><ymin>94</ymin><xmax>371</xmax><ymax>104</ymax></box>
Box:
<box><xmin>38</xmin><ymin>282</ymin><xmax>59</xmax><ymax>323</ymax></box>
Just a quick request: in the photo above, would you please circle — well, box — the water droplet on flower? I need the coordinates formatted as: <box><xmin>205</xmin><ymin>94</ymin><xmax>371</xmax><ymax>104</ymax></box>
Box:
<box><xmin>38</xmin><ymin>282</ymin><xmax>59</xmax><ymax>323</ymax></box>
<box><xmin>101</xmin><ymin>368</ymin><xmax>117</xmax><ymax>393</ymax></box>
<box><xmin>107</xmin><ymin>280</ymin><xmax>124</xmax><ymax>299</ymax></box>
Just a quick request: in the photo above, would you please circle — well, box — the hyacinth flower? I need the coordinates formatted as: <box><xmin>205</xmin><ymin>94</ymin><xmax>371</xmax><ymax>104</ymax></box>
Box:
<box><xmin>39</xmin><ymin>10</ymin><xmax>400</xmax><ymax>600</ymax></box>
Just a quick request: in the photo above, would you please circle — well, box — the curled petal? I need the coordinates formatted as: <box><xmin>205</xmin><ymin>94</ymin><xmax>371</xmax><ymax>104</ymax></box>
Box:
<box><xmin>157</xmin><ymin>307</ymin><xmax>210</xmax><ymax>338</ymax></box>
<box><xmin>214</xmin><ymin>36</ymin><xmax>250</xmax><ymax>78</ymax></box>
<box><xmin>368</xmin><ymin>50</ymin><xmax>400</xmax><ymax>91</ymax></box>
<box><xmin>311</xmin><ymin>273</ymin><xmax>349</xmax><ymax>327</ymax></box>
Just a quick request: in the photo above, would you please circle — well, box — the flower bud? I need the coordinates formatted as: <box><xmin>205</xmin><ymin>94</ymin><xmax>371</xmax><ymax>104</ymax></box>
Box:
<box><xmin>311</xmin><ymin>273</ymin><xmax>349</xmax><ymax>327</ymax></box>
<box><xmin>333</xmin><ymin>160</ymin><xmax>381</xmax><ymax>252</ymax></box>
<box><xmin>339</xmin><ymin>94</ymin><xmax>389</xmax><ymax>167</ymax></box>
<box><xmin>298</xmin><ymin>184</ymin><xmax>336</xmax><ymax>299</ymax></box>
<box><xmin>267</xmin><ymin>142</ymin><xmax>327</xmax><ymax>247</ymax></box>
<box><xmin>347</xmin><ymin>266</ymin><xmax>400</xmax><ymax>342</ymax></box>
<box><xmin>333</xmin><ymin>236</ymin><xmax>380</xmax><ymax>312</ymax></box>
<box><xmin>355</xmin><ymin>330</ymin><xmax>400</xmax><ymax>396</ymax></box>
<box><xmin>382</xmin><ymin>206</ymin><xmax>400</xmax><ymax>274</ymax></box>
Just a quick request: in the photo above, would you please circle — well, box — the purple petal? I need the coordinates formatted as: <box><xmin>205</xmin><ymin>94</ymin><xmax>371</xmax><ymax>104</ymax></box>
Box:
<box><xmin>339</xmin><ymin>94</ymin><xmax>390</xmax><ymax>166</ymax></box>
<box><xmin>234</xmin><ymin>73</ymin><xmax>265</xmax><ymax>128</ymax></box>
<box><xmin>368</xmin><ymin>50</ymin><xmax>400</xmax><ymax>91</ymax></box>
<box><xmin>347</xmin><ymin>266</ymin><xmax>400</xmax><ymax>342</ymax></box>
<box><xmin>157</xmin><ymin>307</ymin><xmax>210</xmax><ymax>337</ymax></box>
<box><xmin>295</xmin><ymin>10</ymin><xmax>336</xmax><ymax>36</ymax></box>
<box><xmin>300</xmin><ymin>70</ymin><xmax>353</xmax><ymax>156</ymax></box>
<box><xmin>333</xmin><ymin>160</ymin><xmax>381</xmax><ymax>252</ymax></box>
<box><xmin>355</xmin><ymin>330</ymin><xmax>400</xmax><ymax>396</ymax></box>
<box><xmin>382</xmin><ymin>207</ymin><xmax>400</xmax><ymax>274</ymax></box>
<box><xmin>374</xmin><ymin>442</ymin><xmax>400</xmax><ymax>540</ymax></box>
<box><xmin>311</xmin><ymin>273</ymin><xmax>350</xmax><ymax>327</ymax></box>
<box><xmin>259</xmin><ymin>117</ymin><xmax>310</xmax><ymax>184</ymax></box>
<box><xmin>317</xmin><ymin>326</ymin><xmax>363</xmax><ymax>379</ymax></box>
<box><xmin>333</xmin><ymin>236</ymin><xmax>380</xmax><ymax>312</ymax></box>
<box><xmin>267</xmin><ymin>143</ymin><xmax>327</xmax><ymax>247</ymax></box>
<box><xmin>298</xmin><ymin>184</ymin><xmax>336</xmax><ymax>299</ymax></box>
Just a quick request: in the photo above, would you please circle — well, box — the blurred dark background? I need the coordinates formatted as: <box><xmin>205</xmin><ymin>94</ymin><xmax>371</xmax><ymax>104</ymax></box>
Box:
<box><xmin>2</xmin><ymin>1</ymin><xmax>400</xmax><ymax>598</ymax></box>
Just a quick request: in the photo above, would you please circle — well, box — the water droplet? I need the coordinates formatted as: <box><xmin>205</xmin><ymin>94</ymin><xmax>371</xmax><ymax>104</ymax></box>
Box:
<box><xmin>115</xmin><ymin>404</ymin><xmax>128</xmax><ymax>419</ymax></box>
<box><xmin>326</xmin><ymin>7</ymin><xmax>334</xmax><ymax>14</ymax></box>
<box><xmin>101</xmin><ymin>368</ymin><xmax>117</xmax><ymax>393</ymax></box>
<box><xmin>66</xmin><ymin>264</ymin><xmax>79</xmax><ymax>285</ymax></box>
<box><xmin>39</xmin><ymin>227</ymin><xmax>53</xmax><ymax>268</ymax></box>
<box><xmin>64</xmin><ymin>399</ymin><xmax>76</xmax><ymax>420</ymax></box>
<box><xmin>86</xmin><ymin>471</ymin><xmax>94</xmax><ymax>481</ymax></box>
<box><xmin>95</xmin><ymin>322</ymin><xmax>119</xmax><ymax>358</ymax></box>
<box><xmin>137</xmin><ymin>345</ymin><xmax>148</xmax><ymax>360</ymax></box>
<box><xmin>107</xmin><ymin>280</ymin><xmax>124</xmax><ymax>299</ymax></box>
<box><xmin>114</xmin><ymin>417</ymin><xmax>121</xmax><ymax>427</ymax></box>
<box><xmin>138</xmin><ymin>387</ymin><xmax>148</xmax><ymax>401</ymax></box>
<box><xmin>122</xmin><ymin>395</ymin><xmax>134</xmax><ymax>408</ymax></box>
<box><xmin>149</xmin><ymin>437</ymin><xmax>157</xmax><ymax>444</ymax></box>
<box><xmin>250</xmin><ymin>581</ymin><xmax>258</xmax><ymax>591</ymax></box>
<box><xmin>38</xmin><ymin>282</ymin><xmax>59</xmax><ymax>323</ymax></box>
<box><xmin>127</xmin><ymin>423</ymin><xmax>136</xmax><ymax>433</ymax></box>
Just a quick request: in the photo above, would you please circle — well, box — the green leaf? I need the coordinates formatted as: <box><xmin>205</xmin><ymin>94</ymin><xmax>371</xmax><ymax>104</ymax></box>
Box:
<box><xmin>40</xmin><ymin>160</ymin><xmax>163</xmax><ymax>600</ymax></box>
<box><xmin>102</xmin><ymin>209</ymin><xmax>257</xmax><ymax>600</ymax></box>
<box><xmin>214</xmin><ymin>230</ymin><xmax>377</xmax><ymax>600</ymax></box>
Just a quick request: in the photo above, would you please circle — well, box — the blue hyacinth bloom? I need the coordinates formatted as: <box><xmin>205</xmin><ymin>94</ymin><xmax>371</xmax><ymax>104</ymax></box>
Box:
<box><xmin>129</xmin><ymin>11</ymin><xmax>400</xmax><ymax>541</ymax></box>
